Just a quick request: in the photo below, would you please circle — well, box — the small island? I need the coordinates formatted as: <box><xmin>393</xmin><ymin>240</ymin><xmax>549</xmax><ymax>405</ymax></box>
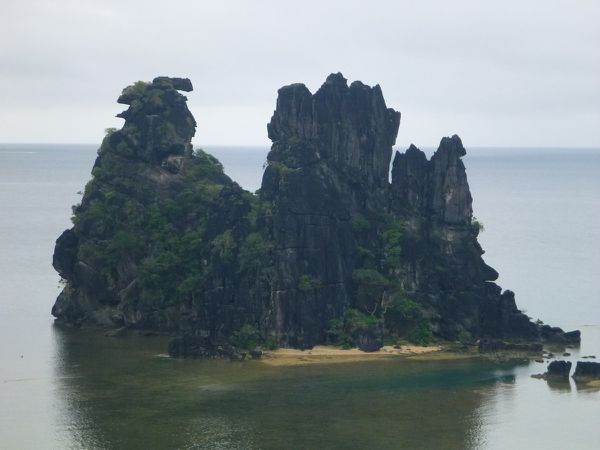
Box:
<box><xmin>52</xmin><ymin>74</ymin><xmax>580</xmax><ymax>358</ymax></box>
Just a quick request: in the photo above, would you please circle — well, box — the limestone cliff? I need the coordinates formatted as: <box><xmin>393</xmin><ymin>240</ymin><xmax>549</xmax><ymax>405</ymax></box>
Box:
<box><xmin>390</xmin><ymin>137</ymin><xmax>535</xmax><ymax>340</ymax></box>
<box><xmin>52</xmin><ymin>74</ymin><xmax>579</xmax><ymax>356</ymax></box>
<box><xmin>260</xmin><ymin>73</ymin><xmax>400</xmax><ymax>348</ymax></box>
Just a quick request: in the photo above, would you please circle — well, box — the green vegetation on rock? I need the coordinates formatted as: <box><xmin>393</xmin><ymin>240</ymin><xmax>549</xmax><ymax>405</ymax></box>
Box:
<box><xmin>381</xmin><ymin>217</ymin><xmax>404</xmax><ymax>270</ymax></box>
<box><xmin>351</xmin><ymin>213</ymin><xmax>370</xmax><ymax>233</ymax></box>
<box><xmin>327</xmin><ymin>309</ymin><xmax>383</xmax><ymax>349</ymax></box>
<box><xmin>471</xmin><ymin>216</ymin><xmax>485</xmax><ymax>233</ymax></box>
<box><xmin>53</xmin><ymin>74</ymin><xmax>569</xmax><ymax>358</ymax></box>
<box><xmin>298</xmin><ymin>275</ymin><xmax>321</xmax><ymax>292</ymax></box>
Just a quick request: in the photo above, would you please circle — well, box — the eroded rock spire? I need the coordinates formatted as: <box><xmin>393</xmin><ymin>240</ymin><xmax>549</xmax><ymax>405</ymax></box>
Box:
<box><xmin>52</xmin><ymin>73</ymin><xmax>580</xmax><ymax>356</ymax></box>
<box><xmin>267</xmin><ymin>72</ymin><xmax>400</xmax><ymax>188</ymax></box>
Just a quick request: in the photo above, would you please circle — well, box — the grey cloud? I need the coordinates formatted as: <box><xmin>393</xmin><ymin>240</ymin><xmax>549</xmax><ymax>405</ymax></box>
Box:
<box><xmin>0</xmin><ymin>0</ymin><xmax>598</xmax><ymax>147</ymax></box>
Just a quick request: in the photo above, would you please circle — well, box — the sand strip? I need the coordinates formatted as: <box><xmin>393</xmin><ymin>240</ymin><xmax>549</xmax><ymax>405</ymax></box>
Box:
<box><xmin>260</xmin><ymin>344</ymin><xmax>444</xmax><ymax>366</ymax></box>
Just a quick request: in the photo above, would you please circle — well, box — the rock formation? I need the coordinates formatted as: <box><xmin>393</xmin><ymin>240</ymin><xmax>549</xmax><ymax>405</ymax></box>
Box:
<box><xmin>531</xmin><ymin>360</ymin><xmax>572</xmax><ymax>381</ymax></box>
<box><xmin>260</xmin><ymin>73</ymin><xmax>400</xmax><ymax>348</ymax></box>
<box><xmin>546</xmin><ymin>360</ymin><xmax>572</xmax><ymax>380</ymax></box>
<box><xmin>52</xmin><ymin>74</ymin><xmax>580</xmax><ymax>356</ymax></box>
<box><xmin>53</xmin><ymin>76</ymin><xmax>270</xmax><ymax>337</ymax></box>
<box><xmin>573</xmin><ymin>361</ymin><xmax>600</xmax><ymax>381</ymax></box>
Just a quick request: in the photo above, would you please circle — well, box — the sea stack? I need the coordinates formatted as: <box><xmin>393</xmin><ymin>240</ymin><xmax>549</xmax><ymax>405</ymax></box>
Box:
<box><xmin>52</xmin><ymin>74</ymin><xmax>580</xmax><ymax>356</ymax></box>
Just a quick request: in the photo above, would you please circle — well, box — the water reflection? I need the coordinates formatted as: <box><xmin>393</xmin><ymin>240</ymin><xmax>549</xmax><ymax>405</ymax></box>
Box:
<box><xmin>51</xmin><ymin>327</ymin><xmax>535</xmax><ymax>449</ymax></box>
<box><xmin>545</xmin><ymin>379</ymin><xmax>572</xmax><ymax>393</ymax></box>
<box><xmin>52</xmin><ymin>326</ymin><xmax>230</xmax><ymax>449</ymax></box>
<box><xmin>50</xmin><ymin>326</ymin><xmax>600</xmax><ymax>449</ymax></box>
<box><xmin>573</xmin><ymin>380</ymin><xmax>600</xmax><ymax>393</ymax></box>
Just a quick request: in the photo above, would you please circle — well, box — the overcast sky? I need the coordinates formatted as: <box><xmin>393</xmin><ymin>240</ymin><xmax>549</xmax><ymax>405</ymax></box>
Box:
<box><xmin>1</xmin><ymin>0</ymin><xmax>598</xmax><ymax>148</ymax></box>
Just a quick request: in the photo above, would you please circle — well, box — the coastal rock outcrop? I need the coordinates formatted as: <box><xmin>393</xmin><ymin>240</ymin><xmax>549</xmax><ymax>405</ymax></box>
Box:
<box><xmin>545</xmin><ymin>360</ymin><xmax>572</xmax><ymax>380</ymax></box>
<box><xmin>531</xmin><ymin>360</ymin><xmax>572</xmax><ymax>381</ymax></box>
<box><xmin>52</xmin><ymin>73</ymin><xmax>580</xmax><ymax>356</ymax></box>
<box><xmin>540</xmin><ymin>325</ymin><xmax>581</xmax><ymax>344</ymax></box>
<box><xmin>573</xmin><ymin>361</ymin><xmax>600</xmax><ymax>381</ymax></box>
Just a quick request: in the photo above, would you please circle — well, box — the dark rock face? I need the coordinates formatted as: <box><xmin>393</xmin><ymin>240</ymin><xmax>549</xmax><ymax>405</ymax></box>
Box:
<box><xmin>540</xmin><ymin>325</ymin><xmax>581</xmax><ymax>344</ymax></box>
<box><xmin>573</xmin><ymin>362</ymin><xmax>600</xmax><ymax>380</ymax></box>
<box><xmin>260</xmin><ymin>74</ymin><xmax>400</xmax><ymax>347</ymax></box>
<box><xmin>546</xmin><ymin>360</ymin><xmax>572</xmax><ymax>380</ymax></box>
<box><xmin>267</xmin><ymin>73</ymin><xmax>400</xmax><ymax>189</ymax></box>
<box><xmin>356</xmin><ymin>329</ymin><xmax>384</xmax><ymax>352</ymax></box>
<box><xmin>390</xmin><ymin>137</ymin><xmax>538</xmax><ymax>341</ymax></box>
<box><xmin>52</xmin><ymin>73</ymin><xmax>579</xmax><ymax>356</ymax></box>
<box><xmin>113</xmin><ymin>76</ymin><xmax>197</xmax><ymax>162</ymax></box>
<box><xmin>53</xmin><ymin>229</ymin><xmax>78</xmax><ymax>279</ymax></box>
<box><xmin>168</xmin><ymin>334</ymin><xmax>246</xmax><ymax>360</ymax></box>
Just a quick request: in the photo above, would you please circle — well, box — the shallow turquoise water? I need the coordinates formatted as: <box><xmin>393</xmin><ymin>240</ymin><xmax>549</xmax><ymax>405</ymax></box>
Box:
<box><xmin>1</xmin><ymin>144</ymin><xmax>599</xmax><ymax>449</ymax></box>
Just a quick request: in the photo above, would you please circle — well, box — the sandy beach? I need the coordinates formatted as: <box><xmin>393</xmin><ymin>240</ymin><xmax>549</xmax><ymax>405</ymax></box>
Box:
<box><xmin>260</xmin><ymin>344</ymin><xmax>445</xmax><ymax>366</ymax></box>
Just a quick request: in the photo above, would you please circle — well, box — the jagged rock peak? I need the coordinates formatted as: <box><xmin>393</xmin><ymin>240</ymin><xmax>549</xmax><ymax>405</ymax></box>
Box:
<box><xmin>429</xmin><ymin>135</ymin><xmax>472</xmax><ymax>225</ymax></box>
<box><xmin>390</xmin><ymin>144</ymin><xmax>429</xmax><ymax>214</ymax></box>
<box><xmin>267</xmin><ymin>73</ymin><xmax>401</xmax><ymax>187</ymax></box>
<box><xmin>324</xmin><ymin>71</ymin><xmax>348</xmax><ymax>86</ymax></box>
<box><xmin>104</xmin><ymin>76</ymin><xmax>196</xmax><ymax>162</ymax></box>
<box><xmin>392</xmin><ymin>135</ymin><xmax>472</xmax><ymax>225</ymax></box>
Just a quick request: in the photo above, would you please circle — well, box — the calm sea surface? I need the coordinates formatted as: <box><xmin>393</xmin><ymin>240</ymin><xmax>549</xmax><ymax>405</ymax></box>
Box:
<box><xmin>1</xmin><ymin>144</ymin><xmax>599</xmax><ymax>449</ymax></box>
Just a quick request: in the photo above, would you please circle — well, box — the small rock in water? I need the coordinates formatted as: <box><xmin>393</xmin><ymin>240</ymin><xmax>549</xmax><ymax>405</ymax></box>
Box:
<box><xmin>582</xmin><ymin>355</ymin><xmax>596</xmax><ymax>359</ymax></box>
<box><xmin>573</xmin><ymin>361</ymin><xmax>600</xmax><ymax>380</ymax></box>
<box><xmin>563</xmin><ymin>352</ymin><xmax>571</xmax><ymax>357</ymax></box>
<box><xmin>531</xmin><ymin>360</ymin><xmax>571</xmax><ymax>381</ymax></box>
<box><xmin>546</xmin><ymin>360</ymin><xmax>571</xmax><ymax>379</ymax></box>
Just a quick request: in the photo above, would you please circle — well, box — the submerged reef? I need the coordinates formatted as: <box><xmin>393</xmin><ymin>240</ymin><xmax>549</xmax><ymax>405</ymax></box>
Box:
<box><xmin>52</xmin><ymin>74</ymin><xmax>580</xmax><ymax>356</ymax></box>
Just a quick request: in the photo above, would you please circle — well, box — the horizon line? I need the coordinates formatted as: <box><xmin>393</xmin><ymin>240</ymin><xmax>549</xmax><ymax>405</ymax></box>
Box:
<box><xmin>2</xmin><ymin>142</ymin><xmax>600</xmax><ymax>151</ymax></box>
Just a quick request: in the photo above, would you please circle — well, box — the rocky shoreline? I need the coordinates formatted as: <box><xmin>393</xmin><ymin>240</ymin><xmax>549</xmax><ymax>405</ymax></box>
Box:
<box><xmin>532</xmin><ymin>359</ymin><xmax>600</xmax><ymax>386</ymax></box>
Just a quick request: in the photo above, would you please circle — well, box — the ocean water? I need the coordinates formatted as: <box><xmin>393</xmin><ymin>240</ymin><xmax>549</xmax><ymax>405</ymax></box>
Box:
<box><xmin>0</xmin><ymin>143</ymin><xmax>599</xmax><ymax>449</ymax></box>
